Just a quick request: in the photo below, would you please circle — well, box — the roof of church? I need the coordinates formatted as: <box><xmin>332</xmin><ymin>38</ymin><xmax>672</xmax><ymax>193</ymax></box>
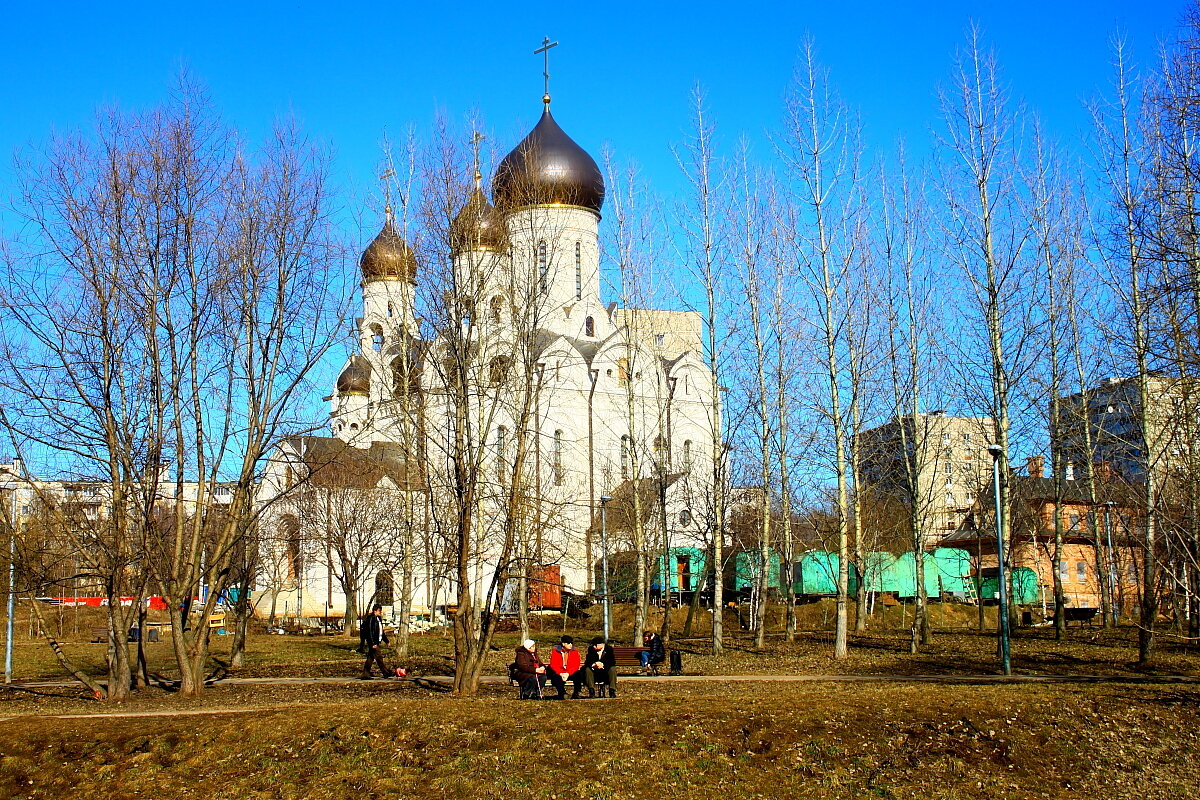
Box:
<box><xmin>285</xmin><ymin>435</ymin><xmax>424</xmax><ymax>492</ymax></box>
<box><xmin>336</xmin><ymin>354</ymin><xmax>371</xmax><ymax>395</ymax></box>
<box><xmin>492</xmin><ymin>107</ymin><xmax>605</xmax><ymax>213</ymax></box>
<box><xmin>450</xmin><ymin>186</ymin><xmax>509</xmax><ymax>255</ymax></box>
<box><xmin>360</xmin><ymin>211</ymin><xmax>418</xmax><ymax>284</ymax></box>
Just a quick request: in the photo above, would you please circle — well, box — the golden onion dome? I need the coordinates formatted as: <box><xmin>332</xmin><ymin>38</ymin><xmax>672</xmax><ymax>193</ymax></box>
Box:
<box><xmin>336</xmin><ymin>355</ymin><xmax>371</xmax><ymax>396</ymax></box>
<box><xmin>450</xmin><ymin>185</ymin><xmax>510</xmax><ymax>255</ymax></box>
<box><xmin>360</xmin><ymin>209</ymin><xmax>418</xmax><ymax>284</ymax></box>
<box><xmin>492</xmin><ymin>107</ymin><xmax>605</xmax><ymax>214</ymax></box>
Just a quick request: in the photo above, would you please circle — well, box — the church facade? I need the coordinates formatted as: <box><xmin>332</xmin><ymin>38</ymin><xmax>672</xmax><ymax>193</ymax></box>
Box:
<box><xmin>260</xmin><ymin>96</ymin><xmax>717</xmax><ymax>622</ymax></box>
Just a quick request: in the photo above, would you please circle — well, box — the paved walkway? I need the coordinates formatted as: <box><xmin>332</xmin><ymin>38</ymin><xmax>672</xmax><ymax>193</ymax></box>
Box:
<box><xmin>6</xmin><ymin>671</ymin><xmax>1199</xmax><ymax>691</ymax></box>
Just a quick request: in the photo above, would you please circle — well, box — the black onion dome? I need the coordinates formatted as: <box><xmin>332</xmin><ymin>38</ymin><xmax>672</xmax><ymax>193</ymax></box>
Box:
<box><xmin>450</xmin><ymin>186</ymin><xmax>510</xmax><ymax>254</ymax></box>
<box><xmin>336</xmin><ymin>355</ymin><xmax>371</xmax><ymax>396</ymax></box>
<box><xmin>492</xmin><ymin>108</ymin><xmax>605</xmax><ymax>213</ymax></box>
<box><xmin>360</xmin><ymin>214</ymin><xmax>418</xmax><ymax>284</ymax></box>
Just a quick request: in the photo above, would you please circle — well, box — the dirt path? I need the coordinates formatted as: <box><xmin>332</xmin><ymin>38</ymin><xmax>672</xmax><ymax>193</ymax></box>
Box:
<box><xmin>5</xmin><ymin>670</ymin><xmax>1198</xmax><ymax>693</ymax></box>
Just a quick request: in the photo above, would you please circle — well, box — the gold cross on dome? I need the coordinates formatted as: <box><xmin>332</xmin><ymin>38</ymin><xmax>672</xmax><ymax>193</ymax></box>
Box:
<box><xmin>469</xmin><ymin>132</ymin><xmax>485</xmax><ymax>186</ymax></box>
<box><xmin>534</xmin><ymin>36</ymin><xmax>559</xmax><ymax>104</ymax></box>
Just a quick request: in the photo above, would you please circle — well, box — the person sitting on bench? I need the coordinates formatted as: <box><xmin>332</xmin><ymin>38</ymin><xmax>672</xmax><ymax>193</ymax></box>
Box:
<box><xmin>513</xmin><ymin>639</ymin><xmax>547</xmax><ymax>700</ymax></box>
<box><xmin>583</xmin><ymin>636</ymin><xmax>617</xmax><ymax>698</ymax></box>
<box><xmin>639</xmin><ymin>631</ymin><xmax>665</xmax><ymax>674</ymax></box>
<box><xmin>547</xmin><ymin>635</ymin><xmax>584</xmax><ymax>699</ymax></box>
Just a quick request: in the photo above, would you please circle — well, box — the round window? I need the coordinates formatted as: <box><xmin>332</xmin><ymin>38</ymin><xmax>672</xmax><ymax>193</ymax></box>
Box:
<box><xmin>679</xmin><ymin>509</ymin><xmax>692</xmax><ymax>526</ymax></box>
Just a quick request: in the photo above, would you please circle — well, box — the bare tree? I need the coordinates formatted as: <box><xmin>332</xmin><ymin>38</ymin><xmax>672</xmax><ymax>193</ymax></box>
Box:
<box><xmin>676</xmin><ymin>87</ymin><xmax>732</xmax><ymax>655</ymax></box>
<box><xmin>1</xmin><ymin>79</ymin><xmax>346</xmax><ymax>697</ymax></box>
<box><xmin>778</xmin><ymin>40</ymin><xmax>867</xmax><ymax>658</ymax></box>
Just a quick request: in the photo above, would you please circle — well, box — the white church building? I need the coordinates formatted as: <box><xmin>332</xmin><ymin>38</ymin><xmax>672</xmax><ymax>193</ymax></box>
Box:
<box><xmin>258</xmin><ymin>92</ymin><xmax>717</xmax><ymax>624</ymax></box>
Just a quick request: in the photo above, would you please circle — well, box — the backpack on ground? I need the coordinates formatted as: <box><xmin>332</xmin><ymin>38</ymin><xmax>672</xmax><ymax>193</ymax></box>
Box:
<box><xmin>669</xmin><ymin>649</ymin><xmax>683</xmax><ymax>676</ymax></box>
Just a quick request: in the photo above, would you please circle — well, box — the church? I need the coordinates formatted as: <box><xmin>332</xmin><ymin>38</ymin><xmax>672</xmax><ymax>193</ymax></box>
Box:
<box><xmin>259</xmin><ymin>86</ymin><xmax>717</xmax><ymax>625</ymax></box>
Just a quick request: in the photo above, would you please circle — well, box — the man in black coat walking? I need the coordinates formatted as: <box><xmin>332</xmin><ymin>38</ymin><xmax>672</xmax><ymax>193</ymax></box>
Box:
<box><xmin>359</xmin><ymin>604</ymin><xmax>390</xmax><ymax>679</ymax></box>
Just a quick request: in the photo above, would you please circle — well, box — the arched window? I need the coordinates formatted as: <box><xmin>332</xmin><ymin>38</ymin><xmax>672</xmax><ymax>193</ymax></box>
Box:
<box><xmin>653</xmin><ymin>435</ymin><xmax>667</xmax><ymax>471</ymax></box>
<box><xmin>538</xmin><ymin>240</ymin><xmax>548</xmax><ymax>294</ymax></box>
<box><xmin>553</xmin><ymin>429</ymin><xmax>565</xmax><ymax>486</ymax></box>
<box><xmin>683</xmin><ymin>440</ymin><xmax>693</xmax><ymax>472</ymax></box>
<box><xmin>392</xmin><ymin>355</ymin><xmax>420</xmax><ymax>396</ymax></box>
<box><xmin>620</xmin><ymin>435</ymin><xmax>631</xmax><ymax>480</ymax></box>
<box><xmin>489</xmin><ymin>355</ymin><xmax>511</xmax><ymax>386</ymax></box>
<box><xmin>281</xmin><ymin>516</ymin><xmax>301</xmax><ymax>581</ymax></box>
<box><xmin>387</xmin><ymin>301</ymin><xmax>395</xmax><ymax>318</ymax></box>
<box><xmin>490</xmin><ymin>295</ymin><xmax>504</xmax><ymax>324</ymax></box>
<box><xmin>370</xmin><ymin>324</ymin><xmax>384</xmax><ymax>353</ymax></box>
<box><xmin>584</xmin><ymin>316</ymin><xmax>595</xmax><ymax>337</ymax></box>
<box><xmin>575</xmin><ymin>242</ymin><xmax>582</xmax><ymax>300</ymax></box>
<box><xmin>374</xmin><ymin>571</ymin><xmax>394</xmax><ymax>606</ymax></box>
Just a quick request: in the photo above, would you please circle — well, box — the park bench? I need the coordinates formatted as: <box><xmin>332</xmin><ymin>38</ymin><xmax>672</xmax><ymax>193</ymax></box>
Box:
<box><xmin>611</xmin><ymin>646</ymin><xmax>664</xmax><ymax>675</ymax></box>
<box><xmin>1063</xmin><ymin>607</ymin><xmax>1100</xmax><ymax>626</ymax></box>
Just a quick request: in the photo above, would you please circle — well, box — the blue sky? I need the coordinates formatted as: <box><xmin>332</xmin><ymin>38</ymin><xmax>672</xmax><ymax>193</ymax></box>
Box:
<box><xmin>0</xmin><ymin>1</ymin><xmax>1191</xmax><ymax>221</ymax></box>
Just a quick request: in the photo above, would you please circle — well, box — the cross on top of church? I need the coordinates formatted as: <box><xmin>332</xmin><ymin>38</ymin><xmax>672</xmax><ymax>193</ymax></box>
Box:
<box><xmin>469</xmin><ymin>132</ymin><xmax>485</xmax><ymax>186</ymax></box>
<box><xmin>534</xmin><ymin>36</ymin><xmax>559</xmax><ymax>106</ymax></box>
<box><xmin>380</xmin><ymin>167</ymin><xmax>396</xmax><ymax>221</ymax></box>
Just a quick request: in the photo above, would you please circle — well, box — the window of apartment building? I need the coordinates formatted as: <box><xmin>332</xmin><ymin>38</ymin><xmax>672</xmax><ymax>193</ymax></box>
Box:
<box><xmin>963</xmin><ymin>432</ymin><xmax>972</xmax><ymax>446</ymax></box>
<box><xmin>620</xmin><ymin>435</ymin><xmax>631</xmax><ymax>479</ymax></box>
<box><xmin>1060</xmin><ymin>559</ymin><xmax>1070</xmax><ymax>583</ymax></box>
<box><xmin>941</xmin><ymin>432</ymin><xmax>951</xmax><ymax>445</ymax></box>
<box><xmin>656</xmin><ymin>333</ymin><xmax>665</xmax><ymax>347</ymax></box>
<box><xmin>1076</xmin><ymin>561</ymin><xmax>1087</xmax><ymax>583</ymax></box>
<box><xmin>943</xmin><ymin>462</ymin><xmax>953</xmax><ymax>474</ymax></box>
<box><xmin>1068</xmin><ymin>513</ymin><xmax>1080</xmax><ymax>530</ymax></box>
<box><xmin>965</xmin><ymin>490</ymin><xmax>975</xmax><ymax>503</ymax></box>
<box><xmin>945</xmin><ymin>491</ymin><xmax>955</xmax><ymax>507</ymax></box>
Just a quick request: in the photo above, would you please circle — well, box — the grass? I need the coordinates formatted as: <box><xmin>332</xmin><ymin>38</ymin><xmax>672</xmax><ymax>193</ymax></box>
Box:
<box><xmin>8</xmin><ymin>600</ymin><xmax>1199</xmax><ymax>684</ymax></box>
<box><xmin>3</xmin><ymin>601</ymin><xmax>1200</xmax><ymax>799</ymax></box>
<box><xmin>1</xmin><ymin>681</ymin><xmax>1197</xmax><ymax>799</ymax></box>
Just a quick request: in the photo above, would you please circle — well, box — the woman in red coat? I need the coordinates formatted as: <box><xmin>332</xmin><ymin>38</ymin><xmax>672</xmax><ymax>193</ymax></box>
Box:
<box><xmin>546</xmin><ymin>635</ymin><xmax>583</xmax><ymax>699</ymax></box>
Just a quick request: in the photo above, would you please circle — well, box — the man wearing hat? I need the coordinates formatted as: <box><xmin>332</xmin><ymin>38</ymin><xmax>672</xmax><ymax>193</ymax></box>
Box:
<box><xmin>547</xmin><ymin>635</ymin><xmax>584</xmax><ymax>699</ymax></box>
<box><xmin>582</xmin><ymin>636</ymin><xmax>617</xmax><ymax>698</ymax></box>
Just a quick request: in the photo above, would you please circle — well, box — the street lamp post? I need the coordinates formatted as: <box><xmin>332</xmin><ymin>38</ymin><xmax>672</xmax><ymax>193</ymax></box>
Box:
<box><xmin>1104</xmin><ymin>501</ymin><xmax>1118</xmax><ymax>627</ymax></box>
<box><xmin>987</xmin><ymin>444</ymin><xmax>1012</xmax><ymax>676</ymax></box>
<box><xmin>600</xmin><ymin>495</ymin><xmax>612</xmax><ymax>641</ymax></box>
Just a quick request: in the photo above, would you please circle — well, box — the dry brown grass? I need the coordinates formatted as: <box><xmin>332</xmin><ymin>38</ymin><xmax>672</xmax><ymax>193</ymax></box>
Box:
<box><xmin>1</xmin><ymin>680</ymin><xmax>1198</xmax><ymax>800</ymax></box>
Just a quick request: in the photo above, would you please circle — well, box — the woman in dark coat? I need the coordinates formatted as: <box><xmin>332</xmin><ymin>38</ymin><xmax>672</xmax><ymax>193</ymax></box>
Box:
<box><xmin>513</xmin><ymin>639</ymin><xmax>546</xmax><ymax>699</ymax></box>
<box><xmin>582</xmin><ymin>636</ymin><xmax>617</xmax><ymax>698</ymax></box>
<box><xmin>639</xmin><ymin>631</ymin><xmax>666</xmax><ymax>673</ymax></box>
